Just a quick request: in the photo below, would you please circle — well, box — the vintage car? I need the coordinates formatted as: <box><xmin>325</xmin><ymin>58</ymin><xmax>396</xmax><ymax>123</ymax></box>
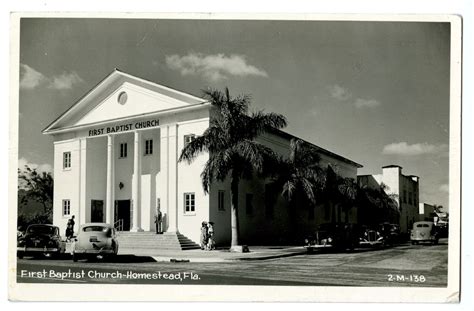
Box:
<box><xmin>386</xmin><ymin>223</ymin><xmax>402</xmax><ymax>244</ymax></box>
<box><xmin>360</xmin><ymin>223</ymin><xmax>401</xmax><ymax>247</ymax></box>
<box><xmin>72</xmin><ymin>223</ymin><xmax>119</xmax><ymax>261</ymax></box>
<box><xmin>304</xmin><ymin>223</ymin><xmax>360</xmax><ymax>252</ymax></box>
<box><xmin>359</xmin><ymin>225</ymin><xmax>385</xmax><ymax>248</ymax></box>
<box><xmin>410</xmin><ymin>221</ymin><xmax>439</xmax><ymax>245</ymax></box>
<box><xmin>17</xmin><ymin>224</ymin><xmax>66</xmax><ymax>259</ymax></box>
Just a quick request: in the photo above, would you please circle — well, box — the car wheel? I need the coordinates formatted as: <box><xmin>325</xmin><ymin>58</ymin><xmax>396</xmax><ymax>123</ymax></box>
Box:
<box><xmin>17</xmin><ymin>252</ymin><xmax>24</xmax><ymax>259</ymax></box>
<box><xmin>306</xmin><ymin>247</ymin><xmax>314</xmax><ymax>254</ymax></box>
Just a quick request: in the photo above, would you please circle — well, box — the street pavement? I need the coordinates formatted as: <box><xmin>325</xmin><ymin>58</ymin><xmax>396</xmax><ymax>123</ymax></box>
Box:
<box><xmin>16</xmin><ymin>239</ymin><xmax>448</xmax><ymax>286</ymax></box>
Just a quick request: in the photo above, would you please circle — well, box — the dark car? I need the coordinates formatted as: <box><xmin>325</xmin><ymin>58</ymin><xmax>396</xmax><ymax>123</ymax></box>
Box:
<box><xmin>304</xmin><ymin>223</ymin><xmax>360</xmax><ymax>252</ymax></box>
<box><xmin>359</xmin><ymin>225</ymin><xmax>385</xmax><ymax>248</ymax></box>
<box><xmin>17</xmin><ymin>224</ymin><xmax>66</xmax><ymax>259</ymax></box>
<box><xmin>384</xmin><ymin>223</ymin><xmax>401</xmax><ymax>245</ymax></box>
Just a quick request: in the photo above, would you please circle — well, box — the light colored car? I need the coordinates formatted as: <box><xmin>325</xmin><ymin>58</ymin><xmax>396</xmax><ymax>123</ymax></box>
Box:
<box><xmin>72</xmin><ymin>223</ymin><xmax>119</xmax><ymax>261</ymax></box>
<box><xmin>410</xmin><ymin>221</ymin><xmax>439</xmax><ymax>245</ymax></box>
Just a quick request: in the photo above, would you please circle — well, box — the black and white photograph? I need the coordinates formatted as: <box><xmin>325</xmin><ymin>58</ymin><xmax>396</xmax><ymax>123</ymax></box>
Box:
<box><xmin>8</xmin><ymin>12</ymin><xmax>462</xmax><ymax>302</ymax></box>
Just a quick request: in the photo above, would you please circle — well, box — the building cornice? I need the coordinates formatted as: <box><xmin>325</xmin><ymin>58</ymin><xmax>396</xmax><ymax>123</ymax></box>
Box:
<box><xmin>43</xmin><ymin>101</ymin><xmax>210</xmax><ymax>135</ymax></box>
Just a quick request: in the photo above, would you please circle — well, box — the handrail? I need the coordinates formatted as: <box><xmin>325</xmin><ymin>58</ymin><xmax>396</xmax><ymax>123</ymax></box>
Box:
<box><xmin>114</xmin><ymin>219</ymin><xmax>124</xmax><ymax>232</ymax></box>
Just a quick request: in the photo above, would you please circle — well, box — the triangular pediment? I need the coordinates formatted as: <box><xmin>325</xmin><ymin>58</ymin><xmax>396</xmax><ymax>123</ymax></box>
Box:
<box><xmin>43</xmin><ymin>70</ymin><xmax>206</xmax><ymax>133</ymax></box>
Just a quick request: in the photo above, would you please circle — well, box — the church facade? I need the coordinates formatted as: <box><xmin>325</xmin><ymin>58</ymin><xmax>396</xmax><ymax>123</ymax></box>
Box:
<box><xmin>43</xmin><ymin>69</ymin><xmax>362</xmax><ymax>245</ymax></box>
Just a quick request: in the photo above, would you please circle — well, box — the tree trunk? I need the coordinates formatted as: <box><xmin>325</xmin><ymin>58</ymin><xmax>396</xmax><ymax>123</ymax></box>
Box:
<box><xmin>230</xmin><ymin>174</ymin><xmax>240</xmax><ymax>247</ymax></box>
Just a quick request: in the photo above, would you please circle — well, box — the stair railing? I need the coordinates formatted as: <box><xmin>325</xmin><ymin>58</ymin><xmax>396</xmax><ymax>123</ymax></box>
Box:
<box><xmin>114</xmin><ymin>219</ymin><xmax>124</xmax><ymax>232</ymax></box>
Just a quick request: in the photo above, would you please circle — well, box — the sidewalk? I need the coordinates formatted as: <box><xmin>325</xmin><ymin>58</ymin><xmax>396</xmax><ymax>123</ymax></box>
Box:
<box><xmin>118</xmin><ymin>246</ymin><xmax>307</xmax><ymax>262</ymax></box>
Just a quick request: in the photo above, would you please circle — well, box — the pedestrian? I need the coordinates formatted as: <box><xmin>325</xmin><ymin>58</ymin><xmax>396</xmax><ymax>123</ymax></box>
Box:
<box><xmin>207</xmin><ymin>222</ymin><xmax>215</xmax><ymax>251</ymax></box>
<box><xmin>200</xmin><ymin>221</ymin><xmax>208</xmax><ymax>250</ymax></box>
<box><xmin>65</xmin><ymin>215</ymin><xmax>75</xmax><ymax>241</ymax></box>
<box><xmin>154</xmin><ymin>206</ymin><xmax>163</xmax><ymax>234</ymax></box>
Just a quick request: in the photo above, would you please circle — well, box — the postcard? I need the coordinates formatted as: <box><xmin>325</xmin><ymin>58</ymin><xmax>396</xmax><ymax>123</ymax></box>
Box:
<box><xmin>8</xmin><ymin>13</ymin><xmax>461</xmax><ymax>302</ymax></box>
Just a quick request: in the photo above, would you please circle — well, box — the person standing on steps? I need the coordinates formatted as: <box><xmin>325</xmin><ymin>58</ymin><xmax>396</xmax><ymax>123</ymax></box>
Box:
<box><xmin>154</xmin><ymin>206</ymin><xmax>163</xmax><ymax>234</ymax></box>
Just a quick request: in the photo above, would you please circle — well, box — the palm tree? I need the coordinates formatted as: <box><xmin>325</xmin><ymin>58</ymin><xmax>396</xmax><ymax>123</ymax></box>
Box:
<box><xmin>272</xmin><ymin>139</ymin><xmax>326</xmax><ymax>221</ymax></box>
<box><xmin>356</xmin><ymin>182</ymin><xmax>399</xmax><ymax>225</ymax></box>
<box><xmin>179</xmin><ymin>88</ymin><xmax>287</xmax><ymax>250</ymax></box>
<box><xmin>336</xmin><ymin>177</ymin><xmax>358</xmax><ymax>222</ymax></box>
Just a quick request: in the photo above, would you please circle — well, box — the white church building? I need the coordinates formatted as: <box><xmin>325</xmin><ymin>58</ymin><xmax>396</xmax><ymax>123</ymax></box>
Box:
<box><xmin>43</xmin><ymin>69</ymin><xmax>362</xmax><ymax>246</ymax></box>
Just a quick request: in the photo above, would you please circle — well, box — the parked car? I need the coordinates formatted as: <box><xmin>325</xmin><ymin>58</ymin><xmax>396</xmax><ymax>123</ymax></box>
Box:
<box><xmin>304</xmin><ymin>223</ymin><xmax>360</xmax><ymax>252</ymax></box>
<box><xmin>72</xmin><ymin>223</ymin><xmax>119</xmax><ymax>262</ymax></box>
<box><xmin>17</xmin><ymin>224</ymin><xmax>66</xmax><ymax>259</ymax></box>
<box><xmin>385</xmin><ymin>223</ymin><xmax>402</xmax><ymax>245</ymax></box>
<box><xmin>359</xmin><ymin>225</ymin><xmax>385</xmax><ymax>248</ymax></box>
<box><xmin>435</xmin><ymin>222</ymin><xmax>449</xmax><ymax>238</ymax></box>
<box><xmin>410</xmin><ymin>221</ymin><xmax>439</xmax><ymax>245</ymax></box>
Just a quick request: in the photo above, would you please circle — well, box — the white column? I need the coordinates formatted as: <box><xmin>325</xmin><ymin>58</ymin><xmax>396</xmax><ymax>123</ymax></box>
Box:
<box><xmin>159</xmin><ymin>127</ymin><xmax>169</xmax><ymax>232</ymax></box>
<box><xmin>79</xmin><ymin>138</ymin><xmax>87</xmax><ymax>225</ymax></box>
<box><xmin>131</xmin><ymin>131</ymin><xmax>143</xmax><ymax>232</ymax></box>
<box><xmin>105</xmin><ymin>135</ymin><xmax>115</xmax><ymax>225</ymax></box>
<box><xmin>167</xmin><ymin>124</ymin><xmax>179</xmax><ymax>232</ymax></box>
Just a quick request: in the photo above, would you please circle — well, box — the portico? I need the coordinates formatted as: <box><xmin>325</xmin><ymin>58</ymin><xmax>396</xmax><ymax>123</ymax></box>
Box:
<box><xmin>71</xmin><ymin>125</ymin><xmax>161</xmax><ymax>233</ymax></box>
<box><xmin>43</xmin><ymin>69</ymin><xmax>211</xmax><ymax>243</ymax></box>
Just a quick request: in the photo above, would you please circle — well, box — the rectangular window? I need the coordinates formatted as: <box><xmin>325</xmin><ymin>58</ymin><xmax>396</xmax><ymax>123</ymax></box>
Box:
<box><xmin>184</xmin><ymin>193</ymin><xmax>195</xmax><ymax>214</ymax></box>
<box><xmin>120</xmin><ymin>143</ymin><xmax>128</xmax><ymax>158</ymax></box>
<box><xmin>63</xmin><ymin>152</ymin><xmax>71</xmax><ymax>169</ymax></box>
<box><xmin>184</xmin><ymin>134</ymin><xmax>196</xmax><ymax>147</ymax></box>
<box><xmin>246</xmin><ymin>193</ymin><xmax>254</xmax><ymax>215</ymax></box>
<box><xmin>144</xmin><ymin>139</ymin><xmax>153</xmax><ymax>155</ymax></box>
<box><xmin>218</xmin><ymin>190</ymin><xmax>225</xmax><ymax>211</ymax></box>
<box><xmin>62</xmin><ymin>199</ymin><xmax>71</xmax><ymax>216</ymax></box>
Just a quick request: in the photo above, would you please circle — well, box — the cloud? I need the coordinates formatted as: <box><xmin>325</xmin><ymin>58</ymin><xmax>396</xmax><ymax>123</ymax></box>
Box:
<box><xmin>20</xmin><ymin>64</ymin><xmax>47</xmax><ymax>89</ymax></box>
<box><xmin>20</xmin><ymin>63</ymin><xmax>83</xmax><ymax>90</ymax></box>
<box><xmin>328</xmin><ymin>84</ymin><xmax>380</xmax><ymax>108</ymax></box>
<box><xmin>439</xmin><ymin>184</ymin><xmax>449</xmax><ymax>193</ymax></box>
<box><xmin>328</xmin><ymin>84</ymin><xmax>351</xmax><ymax>101</ymax></box>
<box><xmin>48</xmin><ymin>71</ymin><xmax>83</xmax><ymax>90</ymax></box>
<box><xmin>382</xmin><ymin>142</ymin><xmax>448</xmax><ymax>156</ymax></box>
<box><xmin>18</xmin><ymin>157</ymin><xmax>53</xmax><ymax>174</ymax></box>
<box><xmin>354</xmin><ymin>98</ymin><xmax>381</xmax><ymax>108</ymax></box>
<box><xmin>165</xmin><ymin>52</ymin><xmax>268</xmax><ymax>82</ymax></box>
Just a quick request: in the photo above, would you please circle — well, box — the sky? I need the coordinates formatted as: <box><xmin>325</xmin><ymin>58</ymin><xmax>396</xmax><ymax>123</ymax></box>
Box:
<box><xmin>18</xmin><ymin>18</ymin><xmax>451</xmax><ymax>210</ymax></box>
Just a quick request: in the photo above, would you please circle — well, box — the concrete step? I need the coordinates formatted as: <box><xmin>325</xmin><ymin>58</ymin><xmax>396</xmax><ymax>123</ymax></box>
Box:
<box><xmin>115</xmin><ymin>232</ymin><xmax>200</xmax><ymax>251</ymax></box>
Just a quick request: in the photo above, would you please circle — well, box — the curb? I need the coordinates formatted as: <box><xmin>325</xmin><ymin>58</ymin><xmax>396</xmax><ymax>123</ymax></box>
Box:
<box><xmin>149</xmin><ymin>249</ymin><xmax>308</xmax><ymax>263</ymax></box>
<box><xmin>151</xmin><ymin>256</ymin><xmax>227</xmax><ymax>263</ymax></box>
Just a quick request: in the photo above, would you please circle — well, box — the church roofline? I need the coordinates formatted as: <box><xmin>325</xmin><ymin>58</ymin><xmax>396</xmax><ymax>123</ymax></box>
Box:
<box><xmin>269</xmin><ymin>128</ymin><xmax>363</xmax><ymax>169</ymax></box>
<box><xmin>42</xmin><ymin>69</ymin><xmax>208</xmax><ymax>133</ymax></box>
<box><xmin>42</xmin><ymin>69</ymin><xmax>362</xmax><ymax>169</ymax></box>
